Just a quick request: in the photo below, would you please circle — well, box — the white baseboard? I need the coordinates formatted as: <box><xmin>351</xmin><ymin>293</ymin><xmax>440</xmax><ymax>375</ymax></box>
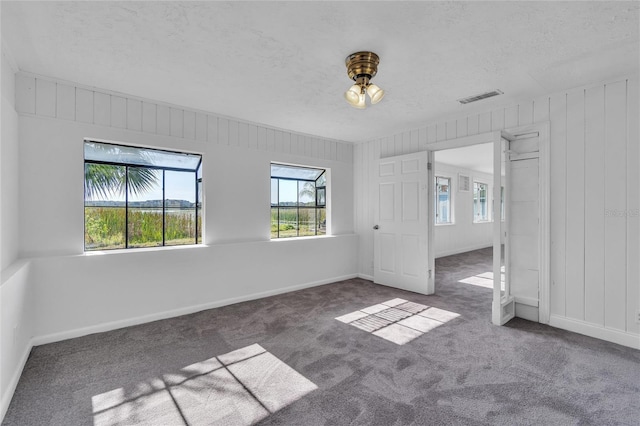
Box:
<box><xmin>357</xmin><ymin>273</ymin><xmax>373</xmax><ymax>281</ymax></box>
<box><xmin>435</xmin><ymin>243</ymin><xmax>492</xmax><ymax>259</ymax></box>
<box><xmin>1</xmin><ymin>339</ymin><xmax>33</xmax><ymax>422</ymax></box>
<box><xmin>549</xmin><ymin>315</ymin><xmax>640</xmax><ymax>350</ymax></box>
<box><xmin>32</xmin><ymin>273</ymin><xmax>358</xmax><ymax>346</ymax></box>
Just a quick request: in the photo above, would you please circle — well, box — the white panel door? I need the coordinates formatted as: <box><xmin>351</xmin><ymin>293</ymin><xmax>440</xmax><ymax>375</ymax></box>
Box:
<box><xmin>374</xmin><ymin>151</ymin><xmax>432</xmax><ymax>294</ymax></box>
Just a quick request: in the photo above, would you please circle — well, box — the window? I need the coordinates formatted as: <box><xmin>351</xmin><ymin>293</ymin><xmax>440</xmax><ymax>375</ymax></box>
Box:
<box><xmin>84</xmin><ymin>141</ymin><xmax>202</xmax><ymax>251</ymax></box>
<box><xmin>473</xmin><ymin>182</ymin><xmax>489</xmax><ymax>222</ymax></box>
<box><xmin>270</xmin><ymin>163</ymin><xmax>326</xmax><ymax>238</ymax></box>
<box><xmin>435</xmin><ymin>176</ymin><xmax>452</xmax><ymax>224</ymax></box>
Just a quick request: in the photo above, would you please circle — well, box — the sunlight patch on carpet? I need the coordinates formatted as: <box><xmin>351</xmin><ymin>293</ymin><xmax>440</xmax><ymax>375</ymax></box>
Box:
<box><xmin>91</xmin><ymin>344</ymin><xmax>317</xmax><ymax>426</ymax></box>
<box><xmin>336</xmin><ymin>299</ymin><xmax>460</xmax><ymax>345</ymax></box>
<box><xmin>459</xmin><ymin>270</ymin><xmax>505</xmax><ymax>291</ymax></box>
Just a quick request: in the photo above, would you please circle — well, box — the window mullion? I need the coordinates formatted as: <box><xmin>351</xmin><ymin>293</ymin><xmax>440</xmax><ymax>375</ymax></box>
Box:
<box><xmin>125</xmin><ymin>166</ymin><xmax>129</xmax><ymax>248</ymax></box>
<box><xmin>162</xmin><ymin>169</ymin><xmax>166</xmax><ymax>247</ymax></box>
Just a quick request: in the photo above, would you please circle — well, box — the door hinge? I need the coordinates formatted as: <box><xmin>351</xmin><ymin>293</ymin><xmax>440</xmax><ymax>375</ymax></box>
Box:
<box><xmin>427</xmin><ymin>162</ymin><xmax>432</xmax><ymax>170</ymax></box>
<box><xmin>428</xmin><ymin>269</ymin><xmax>432</xmax><ymax>278</ymax></box>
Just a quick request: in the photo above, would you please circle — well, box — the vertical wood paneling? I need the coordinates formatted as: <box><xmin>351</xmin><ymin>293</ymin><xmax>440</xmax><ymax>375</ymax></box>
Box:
<box><xmin>419</xmin><ymin>127</ymin><xmax>428</xmax><ymax>151</ymax></box>
<box><xmin>565</xmin><ymin>89</ymin><xmax>585</xmax><ymax>320</ymax></box>
<box><xmin>533</xmin><ymin>97</ymin><xmax>550</xmax><ymax>123</ymax></box>
<box><xmin>35</xmin><ymin>79</ymin><xmax>56</xmax><ymax>117</ymax></box>
<box><xmin>183</xmin><ymin>110</ymin><xmax>196</xmax><ymax>140</ymax></box>
<box><xmin>76</xmin><ymin>89</ymin><xmax>94</xmax><ymax>124</ymax></box>
<box><xmin>126</xmin><ymin>99</ymin><xmax>142</xmax><ymax>132</ymax></box>
<box><xmin>238</xmin><ymin>122</ymin><xmax>249</xmax><ymax>149</ymax></box>
<box><xmin>228</xmin><ymin>119</ymin><xmax>239</xmax><ymax>147</ymax></box>
<box><xmin>410</xmin><ymin>129</ymin><xmax>419</xmax><ymax>153</ymax></box>
<box><xmin>436</xmin><ymin>122</ymin><xmax>446</xmax><ymax>141</ymax></box>
<box><xmin>456</xmin><ymin>117</ymin><xmax>468</xmax><ymax>138</ymax></box>
<box><xmin>195</xmin><ymin>113</ymin><xmax>207</xmax><ymax>142</ymax></box>
<box><xmin>345</xmin><ymin>142</ymin><xmax>353</xmax><ymax>164</ymax></box>
<box><xmin>169</xmin><ymin>107</ymin><xmax>183</xmax><ymax>137</ymax></box>
<box><xmin>304</xmin><ymin>136</ymin><xmax>312</xmax><ymax>157</ymax></box>
<box><xmin>282</xmin><ymin>132</ymin><xmax>291</xmax><ymax>154</ymax></box>
<box><xmin>290</xmin><ymin>133</ymin><xmax>299</xmax><ymax>155</ymax></box>
<box><xmin>207</xmin><ymin>115</ymin><xmax>218</xmax><ymax>143</ymax></box>
<box><xmin>402</xmin><ymin>131</ymin><xmax>411</xmax><ymax>154</ymax></box>
<box><xmin>142</xmin><ymin>102</ymin><xmax>156</xmax><ymax>134</ymax></box>
<box><xmin>267</xmin><ymin>129</ymin><xmax>276</xmax><ymax>152</ymax></box>
<box><xmin>248</xmin><ymin>124</ymin><xmax>258</xmax><ymax>150</ymax></box>
<box><xmin>380</xmin><ymin>136</ymin><xmax>390</xmax><ymax>157</ymax></box>
<box><xmin>467</xmin><ymin>114</ymin><xmax>479</xmax><ymax>135</ymax></box>
<box><xmin>274</xmin><ymin>130</ymin><xmax>283</xmax><ymax>153</ymax></box>
<box><xmin>16</xmin><ymin>74</ymin><xmax>36</xmax><ymax>113</ymax></box>
<box><xmin>394</xmin><ymin>133</ymin><xmax>403</xmax><ymax>155</ymax></box>
<box><xmin>504</xmin><ymin>105</ymin><xmax>519</xmax><ymax>128</ymax></box>
<box><xmin>490</xmin><ymin>109</ymin><xmax>504</xmax><ymax>131</ymax></box>
<box><xmin>93</xmin><ymin>92</ymin><xmax>110</xmax><ymax>126</ymax></box>
<box><xmin>603</xmin><ymin>81</ymin><xmax>627</xmax><ymax>331</ymax></box>
<box><xmin>310</xmin><ymin>137</ymin><xmax>319</xmax><ymax>158</ymax></box>
<box><xmin>584</xmin><ymin>85</ymin><xmax>605</xmax><ymax>326</ymax></box>
<box><xmin>331</xmin><ymin>141</ymin><xmax>338</xmax><ymax>161</ymax></box>
<box><xmin>218</xmin><ymin>117</ymin><xmax>229</xmax><ymax>145</ymax></box>
<box><xmin>446</xmin><ymin>120</ymin><xmax>457</xmax><ymax>140</ymax></box>
<box><xmin>111</xmin><ymin>96</ymin><xmax>126</xmax><ymax>128</ymax></box>
<box><xmin>478</xmin><ymin>112</ymin><xmax>491</xmax><ymax>133</ymax></box>
<box><xmin>56</xmin><ymin>84</ymin><xmax>75</xmax><ymax>120</ymax></box>
<box><xmin>518</xmin><ymin>101</ymin><xmax>534</xmax><ymax>126</ymax></box>
<box><xmin>427</xmin><ymin>125</ymin><xmax>437</xmax><ymax>144</ymax></box>
<box><xmin>626</xmin><ymin>75</ymin><xmax>640</xmax><ymax>334</ymax></box>
<box><xmin>549</xmin><ymin>93</ymin><xmax>567</xmax><ymax>317</ymax></box>
<box><xmin>257</xmin><ymin>127</ymin><xmax>267</xmax><ymax>150</ymax></box>
<box><xmin>156</xmin><ymin>105</ymin><xmax>171</xmax><ymax>135</ymax></box>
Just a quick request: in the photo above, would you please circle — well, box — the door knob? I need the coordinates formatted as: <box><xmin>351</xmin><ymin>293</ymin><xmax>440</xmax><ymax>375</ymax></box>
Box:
<box><xmin>373</xmin><ymin>225</ymin><xmax>379</xmax><ymax>230</ymax></box>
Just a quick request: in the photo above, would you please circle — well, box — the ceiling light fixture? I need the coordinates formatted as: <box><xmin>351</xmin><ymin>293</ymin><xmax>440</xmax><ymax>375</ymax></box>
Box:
<box><xmin>344</xmin><ymin>51</ymin><xmax>385</xmax><ymax>109</ymax></box>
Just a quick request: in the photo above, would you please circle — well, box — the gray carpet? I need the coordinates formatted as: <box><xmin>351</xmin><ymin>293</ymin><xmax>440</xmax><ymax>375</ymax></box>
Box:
<box><xmin>3</xmin><ymin>247</ymin><xmax>640</xmax><ymax>425</ymax></box>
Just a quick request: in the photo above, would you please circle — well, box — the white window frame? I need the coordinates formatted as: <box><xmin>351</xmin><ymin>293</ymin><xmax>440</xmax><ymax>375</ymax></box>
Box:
<box><xmin>435</xmin><ymin>175</ymin><xmax>454</xmax><ymax>225</ymax></box>
<box><xmin>473</xmin><ymin>180</ymin><xmax>490</xmax><ymax>223</ymax></box>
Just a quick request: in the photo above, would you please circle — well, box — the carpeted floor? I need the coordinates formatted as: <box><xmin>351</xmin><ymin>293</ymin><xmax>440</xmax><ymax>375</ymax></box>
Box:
<box><xmin>3</xmin><ymin>247</ymin><xmax>639</xmax><ymax>425</ymax></box>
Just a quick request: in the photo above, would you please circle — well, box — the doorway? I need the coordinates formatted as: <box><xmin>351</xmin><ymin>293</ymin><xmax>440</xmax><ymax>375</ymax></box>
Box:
<box><xmin>372</xmin><ymin>124</ymin><xmax>549</xmax><ymax>326</ymax></box>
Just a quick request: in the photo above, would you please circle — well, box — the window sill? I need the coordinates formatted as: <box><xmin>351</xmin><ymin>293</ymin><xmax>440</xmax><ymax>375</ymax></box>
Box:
<box><xmin>270</xmin><ymin>234</ymin><xmax>333</xmax><ymax>242</ymax></box>
<box><xmin>435</xmin><ymin>222</ymin><xmax>455</xmax><ymax>227</ymax></box>
<box><xmin>84</xmin><ymin>244</ymin><xmax>207</xmax><ymax>256</ymax></box>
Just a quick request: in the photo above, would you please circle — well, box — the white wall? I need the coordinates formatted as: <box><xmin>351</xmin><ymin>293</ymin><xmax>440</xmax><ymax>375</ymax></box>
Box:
<box><xmin>433</xmin><ymin>162</ymin><xmax>495</xmax><ymax>258</ymax></box>
<box><xmin>11</xmin><ymin>73</ymin><xmax>357</xmax><ymax>343</ymax></box>
<box><xmin>1</xmin><ymin>47</ymin><xmax>36</xmax><ymax>420</ymax></box>
<box><xmin>354</xmin><ymin>74</ymin><xmax>639</xmax><ymax>348</ymax></box>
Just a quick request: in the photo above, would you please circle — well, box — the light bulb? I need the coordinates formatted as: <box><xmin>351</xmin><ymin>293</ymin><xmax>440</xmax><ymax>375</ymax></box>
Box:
<box><xmin>367</xmin><ymin>84</ymin><xmax>385</xmax><ymax>104</ymax></box>
<box><xmin>344</xmin><ymin>84</ymin><xmax>362</xmax><ymax>106</ymax></box>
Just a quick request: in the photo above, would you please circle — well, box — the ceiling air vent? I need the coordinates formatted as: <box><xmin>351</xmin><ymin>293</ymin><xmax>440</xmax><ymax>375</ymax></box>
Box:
<box><xmin>458</xmin><ymin>90</ymin><xmax>504</xmax><ymax>105</ymax></box>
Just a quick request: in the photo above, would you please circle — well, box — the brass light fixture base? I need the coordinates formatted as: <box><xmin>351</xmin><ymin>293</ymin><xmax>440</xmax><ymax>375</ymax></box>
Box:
<box><xmin>345</xmin><ymin>51</ymin><xmax>380</xmax><ymax>81</ymax></box>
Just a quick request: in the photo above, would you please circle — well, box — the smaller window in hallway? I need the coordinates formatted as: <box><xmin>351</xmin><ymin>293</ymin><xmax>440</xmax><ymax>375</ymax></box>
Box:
<box><xmin>84</xmin><ymin>141</ymin><xmax>202</xmax><ymax>251</ymax></box>
<box><xmin>271</xmin><ymin>163</ymin><xmax>326</xmax><ymax>239</ymax></box>
<box><xmin>473</xmin><ymin>182</ymin><xmax>489</xmax><ymax>222</ymax></box>
<box><xmin>435</xmin><ymin>176</ymin><xmax>452</xmax><ymax>224</ymax></box>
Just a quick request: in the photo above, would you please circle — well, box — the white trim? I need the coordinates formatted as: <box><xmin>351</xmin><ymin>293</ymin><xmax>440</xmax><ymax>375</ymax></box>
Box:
<box><xmin>1</xmin><ymin>339</ymin><xmax>33</xmax><ymax>422</ymax></box>
<box><xmin>358</xmin><ymin>273</ymin><xmax>374</xmax><ymax>281</ymax></box>
<box><xmin>549</xmin><ymin>315</ymin><xmax>640</xmax><ymax>350</ymax></box>
<box><xmin>32</xmin><ymin>273</ymin><xmax>357</xmax><ymax>346</ymax></box>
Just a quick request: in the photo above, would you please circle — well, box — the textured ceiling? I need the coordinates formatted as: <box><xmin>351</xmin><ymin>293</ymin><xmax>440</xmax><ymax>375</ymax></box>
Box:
<box><xmin>2</xmin><ymin>1</ymin><xmax>638</xmax><ymax>143</ymax></box>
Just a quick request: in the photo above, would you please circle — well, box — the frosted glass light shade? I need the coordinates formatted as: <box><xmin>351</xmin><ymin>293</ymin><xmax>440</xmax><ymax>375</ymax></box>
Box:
<box><xmin>344</xmin><ymin>84</ymin><xmax>362</xmax><ymax>106</ymax></box>
<box><xmin>353</xmin><ymin>92</ymin><xmax>366</xmax><ymax>109</ymax></box>
<box><xmin>367</xmin><ymin>84</ymin><xmax>385</xmax><ymax>104</ymax></box>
